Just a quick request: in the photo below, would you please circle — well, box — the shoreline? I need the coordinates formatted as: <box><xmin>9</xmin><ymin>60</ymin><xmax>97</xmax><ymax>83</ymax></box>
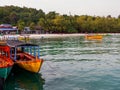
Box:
<box><xmin>2</xmin><ymin>34</ymin><xmax>86</xmax><ymax>39</ymax></box>
<box><xmin>29</xmin><ymin>34</ymin><xmax>85</xmax><ymax>39</ymax></box>
<box><xmin>1</xmin><ymin>33</ymin><xmax>120</xmax><ymax>39</ymax></box>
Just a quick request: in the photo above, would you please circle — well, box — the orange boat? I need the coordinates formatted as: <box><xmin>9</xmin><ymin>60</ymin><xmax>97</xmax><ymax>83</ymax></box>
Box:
<box><xmin>85</xmin><ymin>34</ymin><xmax>103</xmax><ymax>40</ymax></box>
<box><xmin>6</xmin><ymin>40</ymin><xmax>43</xmax><ymax>73</ymax></box>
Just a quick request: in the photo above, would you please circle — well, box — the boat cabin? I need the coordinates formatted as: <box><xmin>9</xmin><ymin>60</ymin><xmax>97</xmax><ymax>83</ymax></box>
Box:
<box><xmin>0</xmin><ymin>45</ymin><xmax>10</xmax><ymax>58</ymax></box>
<box><xmin>6</xmin><ymin>40</ymin><xmax>40</xmax><ymax>61</ymax></box>
<box><xmin>0</xmin><ymin>44</ymin><xmax>14</xmax><ymax>68</ymax></box>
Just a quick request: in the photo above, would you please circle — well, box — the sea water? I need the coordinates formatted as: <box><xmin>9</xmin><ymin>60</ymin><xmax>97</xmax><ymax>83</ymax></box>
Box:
<box><xmin>4</xmin><ymin>34</ymin><xmax>120</xmax><ymax>90</ymax></box>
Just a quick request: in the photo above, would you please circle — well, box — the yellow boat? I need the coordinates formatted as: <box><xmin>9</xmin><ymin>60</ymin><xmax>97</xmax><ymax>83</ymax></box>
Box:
<box><xmin>6</xmin><ymin>40</ymin><xmax>43</xmax><ymax>73</ymax></box>
<box><xmin>16</xmin><ymin>53</ymin><xmax>43</xmax><ymax>73</ymax></box>
<box><xmin>18</xmin><ymin>36</ymin><xmax>30</xmax><ymax>42</ymax></box>
<box><xmin>85</xmin><ymin>34</ymin><xmax>103</xmax><ymax>40</ymax></box>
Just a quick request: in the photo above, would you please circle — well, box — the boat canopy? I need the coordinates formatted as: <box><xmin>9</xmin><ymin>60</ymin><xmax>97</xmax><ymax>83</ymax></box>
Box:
<box><xmin>5</xmin><ymin>40</ymin><xmax>40</xmax><ymax>61</ymax></box>
<box><xmin>6</xmin><ymin>40</ymin><xmax>38</xmax><ymax>47</ymax></box>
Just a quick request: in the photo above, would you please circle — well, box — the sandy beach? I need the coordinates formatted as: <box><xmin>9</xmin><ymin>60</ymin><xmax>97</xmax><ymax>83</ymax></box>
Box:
<box><xmin>1</xmin><ymin>33</ymin><xmax>119</xmax><ymax>40</ymax></box>
<box><xmin>29</xmin><ymin>34</ymin><xmax>85</xmax><ymax>39</ymax></box>
<box><xmin>1</xmin><ymin>34</ymin><xmax>85</xmax><ymax>39</ymax></box>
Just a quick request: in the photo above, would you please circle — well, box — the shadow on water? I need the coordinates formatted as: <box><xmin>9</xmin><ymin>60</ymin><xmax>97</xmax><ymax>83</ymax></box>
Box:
<box><xmin>4</xmin><ymin>65</ymin><xmax>45</xmax><ymax>90</ymax></box>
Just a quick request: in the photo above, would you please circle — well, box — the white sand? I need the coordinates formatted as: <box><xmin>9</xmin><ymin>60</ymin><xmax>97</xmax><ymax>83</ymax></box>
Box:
<box><xmin>29</xmin><ymin>34</ymin><xmax>85</xmax><ymax>39</ymax></box>
<box><xmin>2</xmin><ymin>34</ymin><xmax>85</xmax><ymax>39</ymax></box>
<box><xmin>1</xmin><ymin>33</ymin><xmax>116</xmax><ymax>39</ymax></box>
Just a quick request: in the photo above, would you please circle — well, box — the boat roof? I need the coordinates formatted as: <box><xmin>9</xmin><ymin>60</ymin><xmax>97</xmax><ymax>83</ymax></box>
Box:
<box><xmin>6</xmin><ymin>40</ymin><xmax>38</xmax><ymax>47</ymax></box>
<box><xmin>0</xmin><ymin>28</ymin><xmax>17</xmax><ymax>31</ymax></box>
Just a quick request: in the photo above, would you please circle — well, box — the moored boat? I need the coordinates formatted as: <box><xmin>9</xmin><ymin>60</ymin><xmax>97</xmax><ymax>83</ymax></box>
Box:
<box><xmin>85</xmin><ymin>34</ymin><xmax>103</xmax><ymax>40</ymax></box>
<box><xmin>6</xmin><ymin>40</ymin><xmax>43</xmax><ymax>73</ymax></box>
<box><xmin>18</xmin><ymin>36</ymin><xmax>30</xmax><ymax>42</ymax></box>
<box><xmin>0</xmin><ymin>45</ymin><xmax>14</xmax><ymax>80</ymax></box>
<box><xmin>18</xmin><ymin>34</ymin><xmax>30</xmax><ymax>43</ymax></box>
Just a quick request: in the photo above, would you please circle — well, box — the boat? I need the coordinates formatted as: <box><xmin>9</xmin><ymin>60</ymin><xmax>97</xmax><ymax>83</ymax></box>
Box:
<box><xmin>0</xmin><ymin>24</ymin><xmax>18</xmax><ymax>34</ymax></box>
<box><xmin>18</xmin><ymin>35</ymin><xmax>30</xmax><ymax>43</ymax></box>
<box><xmin>6</xmin><ymin>40</ymin><xmax>43</xmax><ymax>73</ymax></box>
<box><xmin>0</xmin><ymin>45</ymin><xmax>14</xmax><ymax>80</ymax></box>
<box><xmin>18</xmin><ymin>36</ymin><xmax>30</xmax><ymax>42</ymax></box>
<box><xmin>85</xmin><ymin>34</ymin><xmax>103</xmax><ymax>40</ymax></box>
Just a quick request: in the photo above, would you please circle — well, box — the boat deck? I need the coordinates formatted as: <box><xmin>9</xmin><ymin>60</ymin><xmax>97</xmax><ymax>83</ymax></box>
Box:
<box><xmin>15</xmin><ymin>53</ymin><xmax>35</xmax><ymax>61</ymax></box>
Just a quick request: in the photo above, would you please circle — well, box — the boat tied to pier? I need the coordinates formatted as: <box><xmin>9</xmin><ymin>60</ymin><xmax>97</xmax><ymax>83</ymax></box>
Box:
<box><xmin>6</xmin><ymin>40</ymin><xmax>43</xmax><ymax>73</ymax></box>
<box><xmin>85</xmin><ymin>34</ymin><xmax>103</xmax><ymax>40</ymax></box>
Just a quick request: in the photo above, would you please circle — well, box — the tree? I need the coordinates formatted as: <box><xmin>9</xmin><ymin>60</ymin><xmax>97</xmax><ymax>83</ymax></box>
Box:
<box><xmin>9</xmin><ymin>12</ymin><xmax>18</xmax><ymax>25</ymax></box>
<box><xmin>29</xmin><ymin>22</ymin><xmax>35</xmax><ymax>30</ymax></box>
<box><xmin>17</xmin><ymin>20</ymin><xmax>25</xmax><ymax>31</ymax></box>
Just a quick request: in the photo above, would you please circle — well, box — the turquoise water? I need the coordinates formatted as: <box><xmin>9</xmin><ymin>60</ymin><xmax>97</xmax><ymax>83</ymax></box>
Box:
<box><xmin>4</xmin><ymin>34</ymin><xmax>120</xmax><ymax>90</ymax></box>
<box><xmin>4</xmin><ymin>66</ymin><xmax>44</xmax><ymax>90</ymax></box>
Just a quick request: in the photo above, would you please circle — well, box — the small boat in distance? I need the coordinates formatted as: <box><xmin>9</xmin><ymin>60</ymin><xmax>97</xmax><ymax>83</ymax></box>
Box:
<box><xmin>6</xmin><ymin>40</ymin><xmax>43</xmax><ymax>73</ymax></box>
<box><xmin>0</xmin><ymin>45</ymin><xmax>14</xmax><ymax>80</ymax></box>
<box><xmin>85</xmin><ymin>34</ymin><xmax>103</xmax><ymax>40</ymax></box>
<box><xmin>18</xmin><ymin>35</ymin><xmax>30</xmax><ymax>43</ymax></box>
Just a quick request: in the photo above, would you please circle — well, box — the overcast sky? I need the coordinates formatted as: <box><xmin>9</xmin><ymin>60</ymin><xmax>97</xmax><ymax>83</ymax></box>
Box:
<box><xmin>1</xmin><ymin>0</ymin><xmax>120</xmax><ymax>17</ymax></box>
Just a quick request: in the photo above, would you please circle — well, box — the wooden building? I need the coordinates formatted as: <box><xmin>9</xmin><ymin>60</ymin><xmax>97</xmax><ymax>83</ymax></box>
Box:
<box><xmin>0</xmin><ymin>24</ymin><xmax>18</xmax><ymax>35</ymax></box>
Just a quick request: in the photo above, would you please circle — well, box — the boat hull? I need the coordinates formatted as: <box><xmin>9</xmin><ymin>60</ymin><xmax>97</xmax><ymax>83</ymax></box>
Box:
<box><xmin>0</xmin><ymin>45</ymin><xmax>14</xmax><ymax>80</ymax></box>
<box><xmin>85</xmin><ymin>34</ymin><xmax>103</xmax><ymax>40</ymax></box>
<box><xmin>16</xmin><ymin>59</ymin><xmax>43</xmax><ymax>73</ymax></box>
<box><xmin>18</xmin><ymin>37</ymin><xmax>30</xmax><ymax>42</ymax></box>
<box><xmin>0</xmin><ymin>66</ymin><xmax>12</xmax><ymax>79</ymax></box>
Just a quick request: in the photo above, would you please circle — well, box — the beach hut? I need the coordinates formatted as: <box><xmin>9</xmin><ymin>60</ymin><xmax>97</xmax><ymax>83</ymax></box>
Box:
<box><xmin>0</xmin><ymin>24</ymin><xmax>18</xmax><ymax>35</ymax></box>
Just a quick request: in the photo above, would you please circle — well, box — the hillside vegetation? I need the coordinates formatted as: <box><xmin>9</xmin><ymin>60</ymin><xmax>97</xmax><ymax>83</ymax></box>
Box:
<box><xmin>0</xmin><ymin>6</ymin><xmax>120</xmax><ymax>33</ymax></box>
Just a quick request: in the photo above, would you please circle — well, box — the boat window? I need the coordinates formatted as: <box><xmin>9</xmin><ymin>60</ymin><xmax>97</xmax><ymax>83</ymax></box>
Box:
<box><xmin>1</xmin><ymin>50</ymin><xmax>9</xmax><ymax>57</ymax></box>
<box><xmin>1</xmin><ymin>51</ymin><xmax>5</xmax><ymax>56</ymax></box>
<box><xmin>11</xmin><ymin>46</ymin><xmax>40</xmax><ymax>59</ymax></box>
<box><xmin>17</xmin><ymin>47</ymin><xmax>22</xmax><ymax>53</ymax></box>
<box><xmin>0</xmin><ymin>47</ymin><xmax>9</xmax><ymax>57</ymax></box>
<box><xmin>10</xmin><ymin>48</ymin><xmax>15</xmax><ymax>59</ymax></box>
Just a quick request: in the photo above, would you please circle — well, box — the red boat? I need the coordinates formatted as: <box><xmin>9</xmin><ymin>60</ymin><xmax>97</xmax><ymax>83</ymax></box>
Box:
<box><xmin>0</xmin><ymin>45</ymin><xmax>14</xmax><ymax>79</ymax></box>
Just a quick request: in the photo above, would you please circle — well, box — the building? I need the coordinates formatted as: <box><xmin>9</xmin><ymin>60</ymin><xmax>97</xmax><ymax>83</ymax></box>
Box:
<box><xmin>0</xmin><ymin>24</ymin><xmax>18</xmax><ymax>35</ymax></box>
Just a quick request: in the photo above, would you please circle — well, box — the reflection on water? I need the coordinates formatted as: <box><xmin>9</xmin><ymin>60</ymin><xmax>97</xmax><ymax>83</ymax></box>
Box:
<box><xmin>4</xmin><ymin>66</ymin><xmax>45</xmax><ymax>90</ymax></box>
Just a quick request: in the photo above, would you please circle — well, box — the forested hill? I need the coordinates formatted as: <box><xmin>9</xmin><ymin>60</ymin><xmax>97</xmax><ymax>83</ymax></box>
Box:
<box><xmin>0</xmin><ymin>5</ymin><xmax>120</xmax><ymax>33</ymax></box>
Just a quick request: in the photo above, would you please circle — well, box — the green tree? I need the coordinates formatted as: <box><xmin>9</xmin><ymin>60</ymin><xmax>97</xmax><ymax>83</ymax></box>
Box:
<box><xmin>17</xmin><ymin>20</ymin><xmax>25</xmax><ymax>31</ymax></box>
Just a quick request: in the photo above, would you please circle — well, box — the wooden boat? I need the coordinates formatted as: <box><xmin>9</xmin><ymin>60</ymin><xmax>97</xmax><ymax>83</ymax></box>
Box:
<box><xmin>18</xmin><ymin>36</ymin><xmax>30</xmax><ymax>42</ymax></box>
<box><xmin>85</xmin><ymin>34</ymin><xmax>103</xmax><ymax>40</ymax></box>
<box><xmin>6</xmin><ymin>40</ymin><xmax>43</xmax><ymax>73</ymax></box>
<box><xmin>18</xmin><ymin>35</ymin><xmax>30</xmax><ymax>42</ymax></box>
<box><xmin>0</xmin><ymin>45</ymin><xmax>14</xmax><ymax>80</ymax></box>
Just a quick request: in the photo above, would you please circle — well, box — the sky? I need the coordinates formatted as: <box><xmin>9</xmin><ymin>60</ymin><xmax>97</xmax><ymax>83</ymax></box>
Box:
<box><xmin>1</xmin><ymin>0</ymin><xmax>120</xmax><ymax>17</ymax></box>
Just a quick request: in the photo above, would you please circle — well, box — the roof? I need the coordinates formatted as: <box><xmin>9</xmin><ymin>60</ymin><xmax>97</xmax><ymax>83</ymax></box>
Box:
<box><xmin>0</xmin><ymin>24</ymin><xmax>12</xmax><ymax>27</ymax></box>
<box><xmin>0</xmin><ymin>28</ymin><xmax>17</xmax><ymax>31</ymax></box>
<box><xmin>0</xmin><ymin>24</ymin><xmax>18</xmax><ymax>31</ymax></box>
<box><xmin>6</xmin><ymin>40</ymin><xmax>38</xmax><ymax>47</ymax></box>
